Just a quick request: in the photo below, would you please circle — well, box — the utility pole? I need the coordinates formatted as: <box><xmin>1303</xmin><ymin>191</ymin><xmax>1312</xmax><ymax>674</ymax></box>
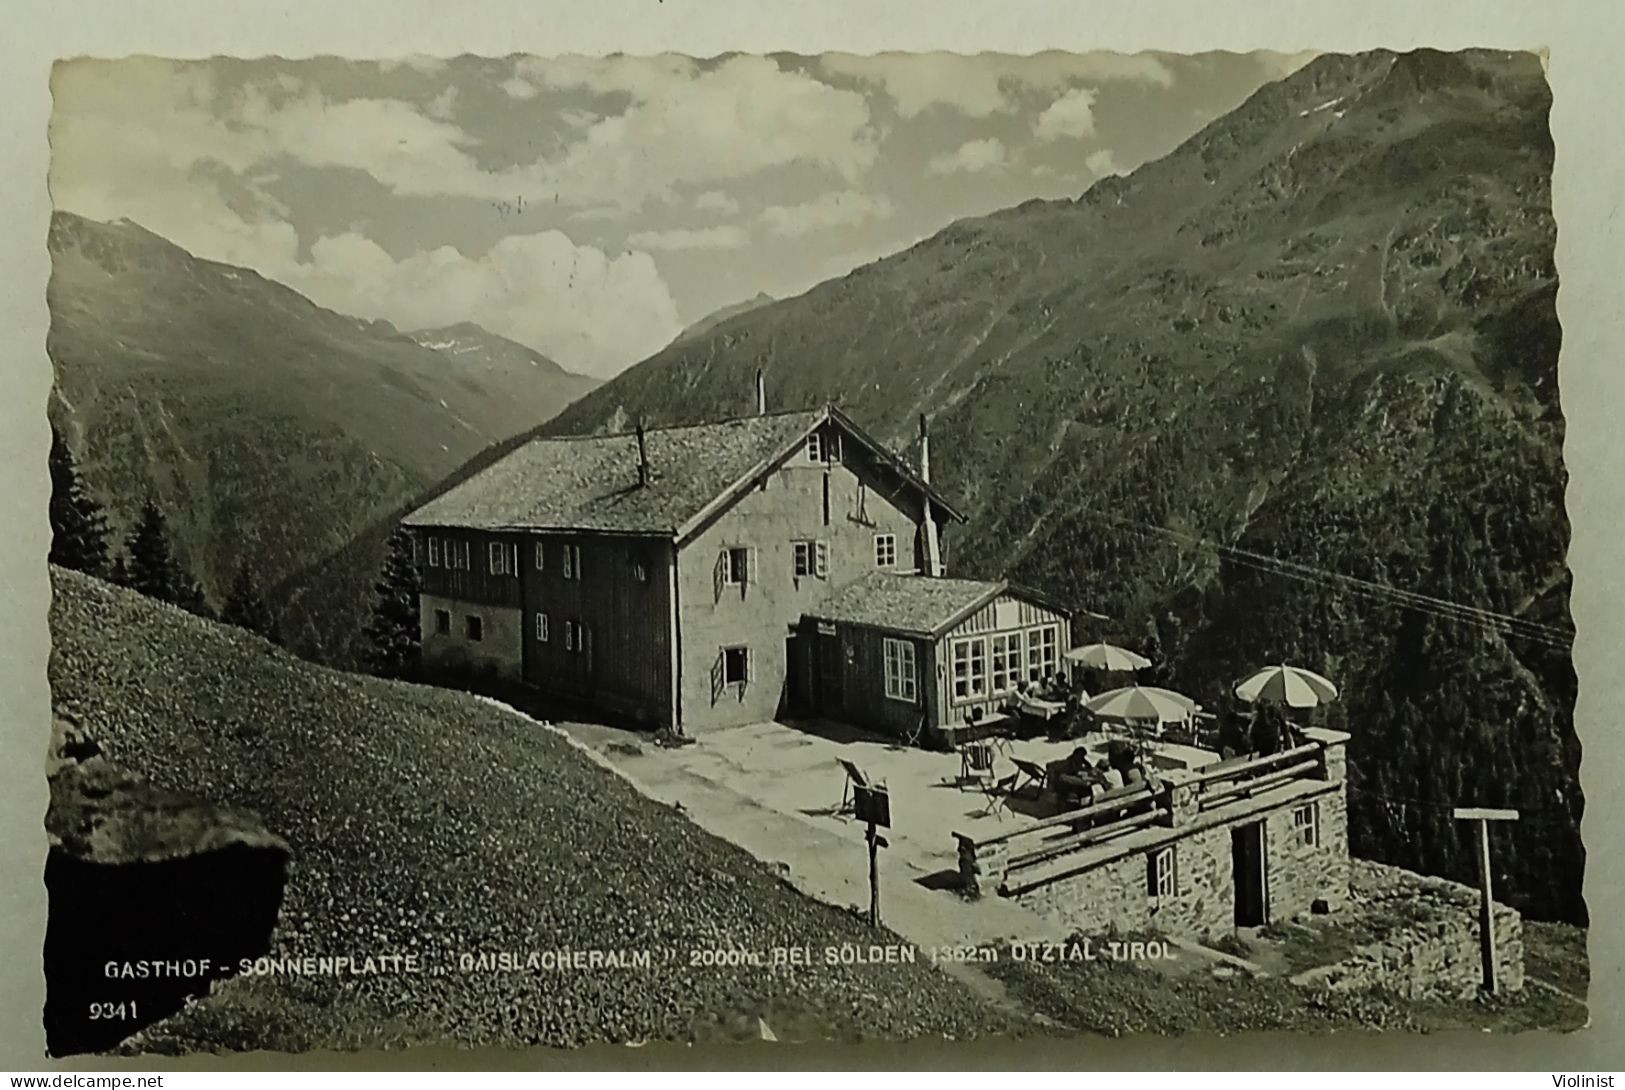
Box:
<box><xmin>1452</xmin><ymin>807</ymin><xmax>1520</xmax><ymax>995</ymax></box>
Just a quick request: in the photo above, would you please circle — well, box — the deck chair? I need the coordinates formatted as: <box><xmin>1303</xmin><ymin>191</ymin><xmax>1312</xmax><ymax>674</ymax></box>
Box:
<box><xmin>958</xmin><ymin>740</ymin><xmax>996</xmax><ymax>788</ymax></box>
<box><xmin>1010</xmin><ymin>757</ymin><xmax>1049</xmax><ymax>799</ymax></box>
<box><xmin>978</xmin><ymin>768</ymin><xmax>1021</xmax><ymax>819</ymax></box>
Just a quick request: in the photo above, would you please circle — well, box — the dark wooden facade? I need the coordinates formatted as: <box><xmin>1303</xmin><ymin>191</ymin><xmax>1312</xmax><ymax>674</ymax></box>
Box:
<box><xmin>411</xmin><ymin>525</ymin><xmax>676</xmax><ymax>727</ymax></box>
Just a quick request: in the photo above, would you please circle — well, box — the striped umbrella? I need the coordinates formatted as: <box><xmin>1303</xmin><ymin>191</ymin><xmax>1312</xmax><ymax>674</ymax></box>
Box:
<box><xmin>1064</xmin><ymin>642</ymin><xmax>1152</xmax><ymax>671</ymax></box>
<box><xmin>1083</xmin><ymin>685</ymin><xmax>1197</xmax><ymax>725</ymax></box>
<box><xmin>1234</xmin><ymin>664</ymin><xmax>1339</xmax><ymax>709</ymax></box>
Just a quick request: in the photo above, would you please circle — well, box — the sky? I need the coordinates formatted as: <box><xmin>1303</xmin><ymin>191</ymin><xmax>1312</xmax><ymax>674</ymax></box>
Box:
<box><xmin>49</xmin><ymin>50</ymin><xmax>1314</xmax><ymax>379</ymax></box>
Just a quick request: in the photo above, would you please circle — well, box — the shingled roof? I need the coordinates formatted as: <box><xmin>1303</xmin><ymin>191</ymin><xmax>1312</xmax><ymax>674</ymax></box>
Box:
<box><xmin>806</xmin><ymin>572</ymin><xmax>1011</xmax><ymax>638</ymax></box>
<box><xmin>404</xmin><ymin>406</ymin><xmax>960</xmax><ymax>540</ymax></box>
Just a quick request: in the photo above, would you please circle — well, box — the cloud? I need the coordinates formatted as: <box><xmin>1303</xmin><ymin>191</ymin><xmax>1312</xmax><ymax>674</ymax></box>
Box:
<box><xmin>287</xmin><ymin>231</ymin><xmax>681</xmax><ymax>377</ymax></box>
<box><xmin>692</xmin><ymin>190</ymin><xmax>741</xmax><ymax>215</ymax></box>
<box><xmin>506</xmin><ymin>54</ymin><xmax>879</xmax><ymax>208</ymax></box>
<box><xmin>375</xmin><ymin>55</ymin><xmax>449</xmax><ymax>76</ymax></box>
<box><xmin>48</xmin><ymin>58</ymin><xmax>681</xmax><ymax>376</ymax></box>
<box><xmin>1034</xmin><ymin>88</ymin><xmax>1098</xmax><ymax>141</ymax></box>
<box><xmin>927</xmin><ymin>137</ymin><xmax>1008</xmax><ymax>175</ymax></box>
<box><xmin>757</xmin><ymin>190</ymin><xmax>893</xmax><ymax>238</ymax></box>
<box><xmin>426</xmin><ymin>85</ymin><xmax>459</xmax><ymax>121</ymax></box>
<box><xmin>819</xmin><ymin>51</ymin><xmax>1174</xmax><ymax>118</ymax></box>
<box><xmin>1086</xmin><ymin>148</ymin><xmax>1123</xmax><ymax>177</ymax></box>
<box><xmin>625</xmin><ymin>225</ymin><xmax>749</xmax><ymax>251</ymax></box>
<box><xmin>499</xmin><ymin>76</ymin><xmax>538</xmax><ymax>100</ymax></box>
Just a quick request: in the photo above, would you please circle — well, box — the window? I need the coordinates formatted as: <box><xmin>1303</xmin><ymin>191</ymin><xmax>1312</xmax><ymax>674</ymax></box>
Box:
<box><xmin>806</xmin><ymin>431</ymin><xmax>843</xmax><ymax>463</ymax></box>
<box><xmin>428</xmin><ymin>538</ymin><xmax>441</xmax><ymax>568</ymax></box>
<box><xmin>434</xmin><ymin>609</ymin><xmax>451</xmax><ymax>635</ymax></box>
<box><xmin>722</xmin><ymin>645</ymin><xmax>750</xmax><ymax>686</ymax></box>
<box><xmin>883</xmin><ymin>638</ymin><xmax>917</xmax><ymax>703</ymax></box>
<box><xmin>1027</xmin><ymin>624</ymin><xmax>1059</xmax><ymax>680</ymax></box>
<box><xmin>991</xmin><ymin>631</ymin><xmax>1025</xmax><ymax>695</ymax></box>
<box><xmin>1293</xmin><ymin>802</ymin><xmax>1319</xmax><ymax>847</ymax></box>
<box><xmin>1148</xmin><ymin>846</ymin><xmax>1177</xmax><ymax>898</ymax></box>
<box><xmin>535</xmin><ymin>612</ymin><xmax>549</xmax><ymax>642</ymax></box>
<box><xmin>534</xmin><ymin>542</ymin><xmax>545</xmax><ymax>571</ymax></box>
<box><xmin>451</xmin><ymin>540</ymin><xmax>470</xmax><ymax>571</ymax></box>
<box><xmin>951</xmin><ymin>637</ymin><xmax>988</xmax><ymax>702</ymax></box>
<box><xmin>874</xmin><ymin>533</ymin><xmax>897</xmax><ymax>568</ymax></box>
<box><xmin>465</xmin><ymin>615</ymin><xmax>483</xmax><ymax>642</ymax></box>
<box><xmin>563</xmin><ymin>543</ymin><xmax>581</xmax><ymax>580</ymax></box>
<box><xmin>489</xmin><ymin>542</ymin><xmax>507</xmax><ymax>575</ymax></box>
<box><xmin>792</xmin><ymin>540</ymin><xmax>828</xmax><ymax>579</ymax></box>
<box><xmin>564</xmin><ymin>619</ymin><xmax>586</xmax><ymax>653</ymax></box>
<box><xmin>723</xmin><ymin>546</ymin><xmax>751</xmax><ymax>585</ymax></box>
<box><xmin>633</xmin><ymin>559</ymin><xmax>648</xmax><ymax>582</ymax></box>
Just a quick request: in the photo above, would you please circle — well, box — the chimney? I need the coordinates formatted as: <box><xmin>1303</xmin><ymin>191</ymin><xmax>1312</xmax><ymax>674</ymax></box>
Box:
<box><xmin>635</xmin><ymin>421</ymin><xmax>650</xmax><ymax>487</ymax></box>
<box><xmin>919</xmin><ymin>414</ymin><xmax>944</xmax><ymax>577</ymax></box>
<box><xmin>755</xmin><ymin>369</ymin><xmax>767</xmax><ymax>416</ymax></box>
<box><xmin>918</xmin><ymin>413</ymin><xmax>931</xmax><ymax>484</ymax></box>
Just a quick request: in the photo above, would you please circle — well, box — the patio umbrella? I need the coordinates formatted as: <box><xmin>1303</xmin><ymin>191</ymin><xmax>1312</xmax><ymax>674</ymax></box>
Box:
<box><xmin>1083</xmin><ymin>685</ymin><xmax>1197</xmax><ymax>725</ymax></box>
<box><xmin>1064</xmin><ymin>642</ymin><xmax>1152</xmax><ymax>671</ymax></box>
<box><xmin>1234</xmin><ymin>664</ymin><xmax>1339</xmax><ymax>709</ymax></box>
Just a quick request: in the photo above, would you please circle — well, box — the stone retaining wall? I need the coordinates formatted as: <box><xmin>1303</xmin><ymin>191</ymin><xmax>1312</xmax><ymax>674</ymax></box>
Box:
<box><xmin>1291</xmin><ymin>860</ymin><xmax>1524</xmax><ymax>1000</ymax></box>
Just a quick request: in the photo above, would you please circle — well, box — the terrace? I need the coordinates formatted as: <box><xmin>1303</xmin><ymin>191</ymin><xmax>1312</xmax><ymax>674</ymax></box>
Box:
<box><xmin>953</xmin><ymin>727</ymin><xmax>1348</xmax><ymax>898</ymax></box>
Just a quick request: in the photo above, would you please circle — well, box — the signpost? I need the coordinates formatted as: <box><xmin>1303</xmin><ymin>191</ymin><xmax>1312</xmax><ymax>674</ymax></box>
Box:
<box><xmin>1452</xmin><ymin>806</ymin><xmax>1520</xmax><ymax>995</ymax></box>
<box><xmin>853</xmin><ymin>783</ymin><xmax>890</xmax><ymax>927</ymax></box>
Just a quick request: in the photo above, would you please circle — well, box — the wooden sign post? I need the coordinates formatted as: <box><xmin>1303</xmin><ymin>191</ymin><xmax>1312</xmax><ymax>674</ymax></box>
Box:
<box><xmin>854</xmin><ymin>784</ymin><xmax>891</xmax><ymax>927</ymax></box>
<box><xmin>1452</xmin><ymin>807</ymin><xmax>1520</xmax><ymax>995</ymax></box>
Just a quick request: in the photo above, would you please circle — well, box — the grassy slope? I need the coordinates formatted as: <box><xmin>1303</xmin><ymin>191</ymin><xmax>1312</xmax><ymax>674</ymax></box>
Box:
<box><xmin>532</xmin><ymin>49</ymin><xmax>1581</xmax><ymax>923</ymax></box>
<box><xmin>986</xmin><ymin>926</ymin><xmax>1587</xmax><ymax>1036</ymax></box>
<box><xmin>47</xmin><ymin>568</ymin><xmax>1018</xmax><ymax>1051</ymax></box>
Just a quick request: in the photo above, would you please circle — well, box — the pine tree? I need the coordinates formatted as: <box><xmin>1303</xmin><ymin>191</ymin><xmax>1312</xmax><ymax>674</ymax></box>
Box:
<box><xmin>47</xmin><ymin>423</ymin><xmax>107</xmax><ymax>577</ymax></box>
<box><xmin>222</xmin><ymin>562</ymin><xmax>280</xmax><ymax>643</ymax></box>
<box><xmin>125</xmin><ymin>499</ymin><xmax>182</xmax><ymax>602</ymax></box>
<box><xmin>364</xmin><ymin>527</ymin><xmax>421</xmax><ymax>678</ymax></box>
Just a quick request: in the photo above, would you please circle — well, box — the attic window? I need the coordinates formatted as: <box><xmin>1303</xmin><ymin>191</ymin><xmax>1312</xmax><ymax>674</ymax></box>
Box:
<box><xmin>807</xmin><ymin>431</ymin><xmax>842</xmax><ymax>464</ymax></box>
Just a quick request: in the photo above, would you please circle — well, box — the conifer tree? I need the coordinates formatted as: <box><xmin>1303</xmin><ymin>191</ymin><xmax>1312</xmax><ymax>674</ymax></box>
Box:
<box><xmin>364</xmin><ymin>527</ymin><xmax>421</xmax><ymax>678</ymax></box>
<box><xmin>47</xmin><ymin>424</ymin><xmax>107</xmax><ymax>576</ymax></box>
<box><xmin>124</xmin><ymin>499</ymin><xmax>183</xmax><ymax>603</ymax></box>
<box><xmin>222</xmin><ymin>561</ymin><xmax>280</xmax><ymax>643</ymax></box>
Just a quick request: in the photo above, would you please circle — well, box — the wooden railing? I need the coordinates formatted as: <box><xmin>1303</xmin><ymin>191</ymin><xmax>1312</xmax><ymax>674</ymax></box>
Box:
<box><xmin>954</xmin><ymin>730</ymin><xmax>1346</xmax><ymax>896</ymax></box>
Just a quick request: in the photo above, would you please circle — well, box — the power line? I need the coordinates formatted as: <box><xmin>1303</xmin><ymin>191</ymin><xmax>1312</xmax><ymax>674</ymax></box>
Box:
<box><xmin>1066</xmin><ymin>504</ymin><xmax>1574</xmax><ymax>650</ymax></box>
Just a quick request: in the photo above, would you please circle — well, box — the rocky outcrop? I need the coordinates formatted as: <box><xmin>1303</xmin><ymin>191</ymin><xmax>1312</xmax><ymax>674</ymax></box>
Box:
<box><xmin>44</xmin><ymin>715</ymin><xmax>290</xmax><ymax>1056</ymax></box>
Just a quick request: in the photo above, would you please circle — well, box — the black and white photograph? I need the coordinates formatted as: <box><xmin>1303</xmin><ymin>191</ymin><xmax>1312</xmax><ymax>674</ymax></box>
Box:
<box><xmin>26</xmin><ymin>37</ymin><xmax>1589</xmax><ymax>1059</ymax></box>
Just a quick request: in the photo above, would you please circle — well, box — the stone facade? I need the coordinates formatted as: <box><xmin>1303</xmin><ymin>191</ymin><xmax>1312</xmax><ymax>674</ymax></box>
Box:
<box><xmin>1292</xmin><ymin>860</ymin><xmax>1525</xmax><ymax>999</ymax></box>
<box><xmin>419</xmin><ymin>593</ymin><xmax>523</xmax><ymax>681</ymax></box>
<box><xmin>960</xmin><ymin>730</ymin><xmax>1354</xmax><ymax>942</ymax></box>
<box><xmin>1004</xmin><ymin>786</ymin><xmax>1349</xmax><ymax>941</ymax></box>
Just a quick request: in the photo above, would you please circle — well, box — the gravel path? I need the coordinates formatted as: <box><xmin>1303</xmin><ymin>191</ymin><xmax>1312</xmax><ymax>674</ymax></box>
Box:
<box><xmin>48</xmin><ymin>569</ymin><xmax>1027</xmax><ymax>1052</ymax></box>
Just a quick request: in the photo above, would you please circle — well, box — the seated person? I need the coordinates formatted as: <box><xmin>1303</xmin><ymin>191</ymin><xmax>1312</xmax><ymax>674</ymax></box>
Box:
<box><xmin>1098</xmin><ymin>761</ymin><xmax>1125</xmax><ymax>791</ymax></box>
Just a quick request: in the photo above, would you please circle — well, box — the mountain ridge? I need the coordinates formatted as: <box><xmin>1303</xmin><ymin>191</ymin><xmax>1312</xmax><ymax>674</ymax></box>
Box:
<box><xmin>47</xmin><ymin>210</ymin><xmax>597</xmax><ymax>655</ymax></box>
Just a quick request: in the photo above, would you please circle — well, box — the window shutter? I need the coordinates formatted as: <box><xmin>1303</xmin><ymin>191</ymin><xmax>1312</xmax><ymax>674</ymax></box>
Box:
<box><xmin>815</xmin><ymin>540</ymin><xmax>829</xmax><ymax>579</ymax></box>
<box><xmin>746</xmin><ymin>547</ymin><xmax>758</xmax><ymax>590</ymax></box>
<box><xmin>511</xmin><ymin>543</ymin><xmax>519</xmax><ymax>577</ymax></box>
<box><xmin>711</xmin><ymin>651</ymin><xmax>725</xmax><ymax>705</ymax></box>
<box><xmin>714</xmin><ymin>550</ymin><xmax>726</xmax><ymax>602</ymax></box>
<box><xmin>1146</xmin><ymin>853</ymin><xmax>1159</xmax><ymax>897</ymax></box>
